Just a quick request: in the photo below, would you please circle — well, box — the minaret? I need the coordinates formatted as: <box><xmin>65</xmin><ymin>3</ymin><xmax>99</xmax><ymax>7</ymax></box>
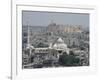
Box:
<box><xmin>27</xmin><ymin>24</ymin><xmax>30</xmax><ymax>48</ymax></box>
<box><xmin>26</xmin><ymin>20</ymin><xmax>32</xmax><ymax>55</ymax></box>
<box><xmin>26</xmin><ymin>16</ymin><xmax>30</xmax><ymax>49</ymax></box>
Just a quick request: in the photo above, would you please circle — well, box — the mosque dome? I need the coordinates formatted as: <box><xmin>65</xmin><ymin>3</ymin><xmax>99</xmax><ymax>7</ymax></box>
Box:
<box><xmin>53</xmin><ymin>38</ymin><xmax>67</xmax><ymax>50</ymax></box>
<box><xmin>26</xmin><ymin>45</ymin><xmax>34</xmax><ymax>49</ymax></box>
<box><xmin>30</xmin><ymin>45</ymin><xmax>34</xmax><ymax>49</ymax></box>
<box><xmin>56</xmin><ymin>38</ymin><xmax>64</xmax><ymax>43</ymax></box>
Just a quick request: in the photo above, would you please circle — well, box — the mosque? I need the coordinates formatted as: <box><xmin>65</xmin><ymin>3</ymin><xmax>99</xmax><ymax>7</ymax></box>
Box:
<box><xmin>26</xmin><ymin>37</ymin><xmax>69</xmax><ymax>62</ymax></box>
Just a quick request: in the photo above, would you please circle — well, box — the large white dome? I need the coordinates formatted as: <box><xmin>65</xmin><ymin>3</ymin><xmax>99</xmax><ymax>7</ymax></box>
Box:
<box><xmin>53</xmin><ymin>38</ymin><xmax>67</xmax><ymax>50</ymax></box>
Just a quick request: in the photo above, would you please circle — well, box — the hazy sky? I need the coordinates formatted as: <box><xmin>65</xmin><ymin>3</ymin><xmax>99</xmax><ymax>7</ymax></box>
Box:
<box><xmin>22</xmin><ymin>11</ymin><xmax>89</xmax><ymax>27</ymax></box>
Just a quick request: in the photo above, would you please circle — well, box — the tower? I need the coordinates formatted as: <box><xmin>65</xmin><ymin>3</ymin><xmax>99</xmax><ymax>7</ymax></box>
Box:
<box><xmin>27</xmin><ymin>24</ymin><xmax>30</xmax><ymax>48</ymax></box>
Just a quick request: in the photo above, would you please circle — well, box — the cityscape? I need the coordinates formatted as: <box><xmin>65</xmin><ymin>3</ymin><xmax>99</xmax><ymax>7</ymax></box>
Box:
<box><xmin>22</xmin><ymin>11</ymin><xmax>89</xmax><ymax>69</ymax></box>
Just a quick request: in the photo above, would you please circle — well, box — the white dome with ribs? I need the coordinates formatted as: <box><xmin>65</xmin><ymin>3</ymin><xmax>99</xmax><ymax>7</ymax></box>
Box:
<box><xmin>53</xmin><ymin>38</ymin><xmax>67</xmax><ymax>50</ymax></box>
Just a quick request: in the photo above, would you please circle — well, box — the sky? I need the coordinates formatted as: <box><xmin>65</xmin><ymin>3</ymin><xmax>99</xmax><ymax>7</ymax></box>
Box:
<box><xmin>22</xmin><ymin>11</ymin><xmax>89</xmax><ymax>27</ymax></box>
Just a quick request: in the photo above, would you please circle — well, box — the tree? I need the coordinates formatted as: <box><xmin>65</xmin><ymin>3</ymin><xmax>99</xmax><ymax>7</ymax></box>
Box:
<box><xmin>59</xmin><ymin>52</ymin><xmax>80</xmax><ymax>66</ymax></box>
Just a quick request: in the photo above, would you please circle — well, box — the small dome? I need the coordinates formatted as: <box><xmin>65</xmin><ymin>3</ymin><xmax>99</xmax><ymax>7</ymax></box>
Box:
<box><xmin>26</xmin><ymin>45</ymin><xmax>34</xmax><ymax>49</ymax></box>
<box><xmin>53</xmin><ymin>44</ymin><xmax>57</xmax><ymax>48</ymax></box>
<box><xmin>30</xmin><ymin>46</ymin><xmax>34</xmax><ymax>49</ymax></box>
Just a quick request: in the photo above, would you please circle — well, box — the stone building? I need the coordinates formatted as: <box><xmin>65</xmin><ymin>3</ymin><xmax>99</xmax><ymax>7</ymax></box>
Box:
<box><xmin>23</xmin><ymin>37</ymin><xmax>69</xmax><ymax>66</ymax></box>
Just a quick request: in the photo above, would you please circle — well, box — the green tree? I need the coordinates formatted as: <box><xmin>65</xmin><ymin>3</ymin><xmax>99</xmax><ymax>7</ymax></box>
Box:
<box><xmin>59</xmin><ymin>52</ymin><xmax>80</xmax><ymax>66</ymax></box>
